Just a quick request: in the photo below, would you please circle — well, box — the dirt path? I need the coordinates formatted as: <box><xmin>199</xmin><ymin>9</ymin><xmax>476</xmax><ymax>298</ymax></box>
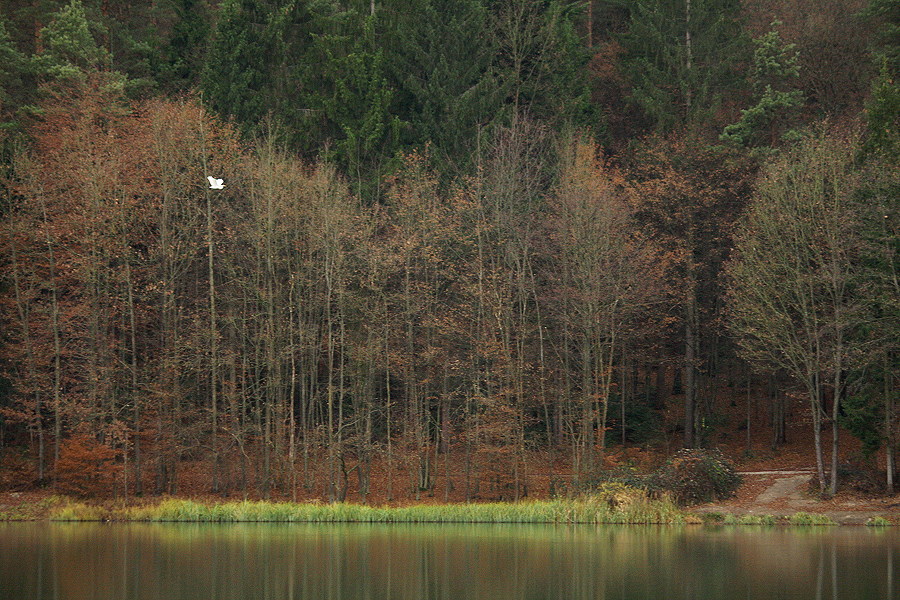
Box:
<box><xmin>752</xmin><ymin>473</ymin><xmax>813</xmax><ymax>505</ymax></box>
<box><xmin>693</xmin><ymin>470</ymin><xmax>899</xmax><ymax>525</ymax></box>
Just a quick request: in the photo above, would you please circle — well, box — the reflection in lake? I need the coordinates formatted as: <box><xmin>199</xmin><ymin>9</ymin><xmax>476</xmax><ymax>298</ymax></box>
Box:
<box><xmin>0</xmin><ymin>522</ymin><xmax>896</xmax><ymax>600</ymax></box>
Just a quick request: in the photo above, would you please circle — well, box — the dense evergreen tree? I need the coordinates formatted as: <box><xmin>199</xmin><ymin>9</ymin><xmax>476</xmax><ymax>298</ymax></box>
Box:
<box><xmin>490</xmin><ymin>0</ymin><xmax>594</xmax><ymax>129</ymax></box>
<box><xmin>384</xmin><ymin>0</ymin><xmax>500</xmax><ymax>174</ymax></box>
<box><xmin>31</xmin><ymin>0</ymin><xmax>111</xmax><ymax>82</ymax></box>
<box><xmin>201</xmin><ymin>0</ymin><xmax>330</xmax><ymax>150</ymax></box>
<box><xmin>721</xmin><ymin>22</ymin><xmax>803</xmax><ymax>149</ymax></box>
<box><xmin>319</xmin><ymin>13</ymin><xmax>400</xmax><ymax>199</ymax></box>
<box><xmin>865</xmin><ymin>0</ymin><xmax>900</xmax><ymax>74</ymax></box>
<box><xmin>0</xmin><ymin>17</ymin><xmax>26</xmax><ymax>130</ymax></box>
<box><xmin>614</xmin><ymin>0</ymin><xmax>748</xmax><ymax>134</ymax></box>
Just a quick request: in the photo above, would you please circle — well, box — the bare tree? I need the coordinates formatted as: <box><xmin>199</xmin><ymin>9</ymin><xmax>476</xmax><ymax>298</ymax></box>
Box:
<box><xmin>727</xmin><ymin>127</ymin><xmax>863</xmax><ymax>496</ymax></box>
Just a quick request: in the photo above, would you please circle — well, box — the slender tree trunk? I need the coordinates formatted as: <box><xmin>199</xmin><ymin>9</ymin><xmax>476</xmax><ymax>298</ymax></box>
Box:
<box><xmin>655</xmin><ymin>361</ymin><xmax>667</xmax><ymax>410</ymax></box>
<box><xmin>585</xmin><ymin>0</ymin><xmax>593</xmax><ymax>48</ymax></box>
<box><xmin>745</xmin><ymin>371</ymin><xmax>752</xmax><ymax>455</ymax></box>
<box><xmin>202</xmin><ymin>128</ymin><xmax>220</xmax><ymax>494</ymax></box>
<box><xmin>337</xmin><ymin>299</ymin><xmax>347</xmax><ymax>501</ymax></box>
<box><xmin>326</xmin><ymin>263</ymin><xmax>336</xmax><ymax>502</ymax></box>
<box><xmin>684</xmin><ymin>0</ymin><xmax>693</xmax><ymax>113</ymax></box>
<box><xmin>684</xmin><ymin>286</ymin><xmax>698</xmax><ymax>448</ymax></box>
<box><xmin>289</xmin><ymin>282</ymin><xmax>298</xmax><ymax>502</ymax></box>
<box><xmin>580</xmin><ymin>334</ymin><xmax>594</xmax><ymax>482</ymax></box>
<box><xmin>811</xmin><ymin>372</ymin><xmax>826</xmax><ymax>495</ymax></box>
<box><xmin>125</xmin><ymin>261</ymin><xmax>141</xmax><ymax>495</ymax></box>
<box><xmin>887</xmin><ymin>352</ymin><xmax>895</xmax><ymax>494</ymax></box>
<box><xmin>39</xmin><ymin>197</ymin><xmax>62</xmax><ymax>478</ymax></box>
<box><xmin>620</xmin><ymin>350</ymin><xmax>628</xmax><ymax>447</ymax></box>
<box><xmin>8</xmin><ymin>239</ymin><xmax>44</xmax><ymax>480</ymax></box>
<box><xmin>829</xmin><ymin>339</ymin><xmax>843</xmax><ymax>497</ymax></box>
<box><xmin>384</xmin><ymin>320</ymin><xmax>394</xmax><ymax>502</ymax></box>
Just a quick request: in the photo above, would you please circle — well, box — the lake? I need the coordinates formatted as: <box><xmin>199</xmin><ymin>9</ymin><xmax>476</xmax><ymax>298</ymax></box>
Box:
<box><xmin>1</xmin><ymin>522</ymin><xmax>896</xmax><ymax>599</ymax></box>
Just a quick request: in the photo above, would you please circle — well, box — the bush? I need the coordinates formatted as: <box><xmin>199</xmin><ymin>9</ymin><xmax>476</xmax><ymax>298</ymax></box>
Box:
<box><xmin>648</xmin><ymin>448</ymin><xmax>742</xmax><ymax>506</ymax></box>
<box><xmin>865</xmin><ymin>516</ymin><xmax>891</xmax><ymax>527</ymax></box>
<box><xmin>836</xmin><ymin>461</ymin><xmax>886</xmax><ymax>495</ymax></box>
<box><xmin>723</xmin><ymin>513</ymin><xmax>777</xmax><ymax>526</ymax></box>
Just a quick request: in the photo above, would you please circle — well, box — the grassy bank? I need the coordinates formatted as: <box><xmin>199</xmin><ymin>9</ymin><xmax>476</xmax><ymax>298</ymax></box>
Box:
<box><xmin>699</xmin><ymin>512</ymin><xmax>840</xmax><ymax>526</ymax></box>
<box><xmin>6</xmin><ymin>488</ymin><xmax>895</xmax><ymax>526</ymax></box>
<box><xmin>48</xmin><ymin>488</ymin><xmax>690</xmax><ymax>524</ymax></box>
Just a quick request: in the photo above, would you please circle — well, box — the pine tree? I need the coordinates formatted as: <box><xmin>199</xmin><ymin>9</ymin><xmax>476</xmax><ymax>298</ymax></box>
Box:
<box><xmin>385</xmin><ymin>0</ymin><xmax>500</xmax><ymax>174</ymax></box>
<box><xmin>491</xmin><ymin>0</ymin><xmax>594</xmax><ymax>128</ymax></box>
<box><xmin>201</xmin><ymin>0</ymin><xmax>330</xmax><ymax>149</ymax></box>
<box><xmin>319</xmin><ymin>13</ymin><xmax>400</xmax><ymax>199</ymax></box>
<box><xmin>616</xmin><ymin>0</ymin><xmax>748</xmax><ymax>134</ymax></box>
<box><xmin>0</xmin><ymin>17</ymin><xmax>26</xmax><ymax>130</ymax></box>
<box><xmin>721</xmin><ymin>22</ymin><xmax>803</xmax><ymax>148</ymax></box>
<box><xmin>31</xmin><ymin>0</ymin><xmax>111</xmax><ymax>82</ymax></box>
<box><xmin>159</xmin><ymin>0</ymin><xmax>211</xmax><ymax>92</ymax></box>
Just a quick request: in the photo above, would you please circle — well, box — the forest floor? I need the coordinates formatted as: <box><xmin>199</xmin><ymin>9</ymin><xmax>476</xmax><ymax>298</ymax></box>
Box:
<box><xmin>686</xmin><ymin>399</ymin><xmax>900</xmax><ymax>524</ymax></box>
<box><xmin>1</xmin><ymin>390</ymin><xmax>898</xmax><ymax>523</ymax></box>
<box><xmin>691</xmin><ymin>470</ymin><xmax>899</xmax><ymax>524</ymax></box>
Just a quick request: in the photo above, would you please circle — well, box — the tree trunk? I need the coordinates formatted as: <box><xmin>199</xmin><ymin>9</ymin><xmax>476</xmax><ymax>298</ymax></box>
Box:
<box><xmin>203</xmin><ymin>133</ymin><xmax>220</xmax><ymax>494</ymax></box>
<box><xmin>684</xmin><ymin>287</ymin><xmax>698</xmax><ymax>448</ymax></box>
<box><xmin>125</xmin><ymin>262</ymin><xmax>141</xmax><ymax>495</ymax></box>
<box><xmin>39</xmin><ymin>198</ymin><xmax>62</xmax><ymax>479</ymax></box>
<box><xmin>811</xmin><ymin>373</ymin><xmax>826</xmax><ymax>495</ymax></box>
<box><xmin>580</xmin><ymin>335</ymin><xmax>594</xmax><ymax>482</ymax></box>
<box><xmin>8</xmin><ymin>239</ymin><xmax>44</xmax><ymax>481</ymax></box>
<box><xmin>684</xmin><ymin>0</ymin><xmax>693</xmax><ymax>113</ymax></box>
<box><xmin>887</xmin><ymin>353</ymin><xmax>895</xmax><ymax>495</ymax></box>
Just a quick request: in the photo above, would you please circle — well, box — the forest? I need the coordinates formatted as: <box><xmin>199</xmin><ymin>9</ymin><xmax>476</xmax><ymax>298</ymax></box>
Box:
<box><xmin>0</xmin><ymin>0</ymin><xmax>896</xmax><ymax>504</ymax></box>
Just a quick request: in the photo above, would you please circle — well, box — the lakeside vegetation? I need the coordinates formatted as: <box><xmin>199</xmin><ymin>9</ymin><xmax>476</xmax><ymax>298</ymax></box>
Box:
<box><xmin>50</xmin><ymin>495</ymin><xmax>690</xmax><ymax>524</ymax></box>
<box><xmin>2</xmin><ymin>481</ymin><xmax>895</xmax><ymax>525</ymax></box>
<box><xmin>0</xmin><ymin>1</ymin><xmax>896</xmax><ymax>504</ymax></box>
<box><xmin>2</xmin><ymin>495</ymin><xmax>887</xmax><ymax>526</ymax></box>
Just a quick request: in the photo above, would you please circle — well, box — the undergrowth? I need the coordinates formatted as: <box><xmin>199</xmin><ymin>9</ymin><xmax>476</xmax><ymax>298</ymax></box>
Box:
<box><xmin>647</xmin><ymin>449</ymin><xmax>742</xmax><ymax>506</ymax></box>
<box><xmin>722</xmin><ymin>513</ymin><xmax>777</xmax><ymax>526</ymax></box>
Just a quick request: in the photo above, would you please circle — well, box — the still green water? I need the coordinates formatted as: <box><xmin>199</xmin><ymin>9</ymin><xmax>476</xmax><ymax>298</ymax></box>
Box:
<box><xmin>0</xmin><ymin>522</ymin><xmax>896</xmax><ymax>600</ymax></box>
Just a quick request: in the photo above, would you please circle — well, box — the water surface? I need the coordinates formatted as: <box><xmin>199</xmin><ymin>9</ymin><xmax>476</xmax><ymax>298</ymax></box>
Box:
<box><xmin>1</xmin><ymin>522</ymin><xmax>896</xmax><ymax>600</ymax></box>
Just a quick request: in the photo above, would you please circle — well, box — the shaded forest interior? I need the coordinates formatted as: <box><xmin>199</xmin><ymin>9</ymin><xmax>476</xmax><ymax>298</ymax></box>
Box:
<box><xmin>0</xmin><ymin>0</ymin><xmax>896</xmax><ymax>501</ymax></box>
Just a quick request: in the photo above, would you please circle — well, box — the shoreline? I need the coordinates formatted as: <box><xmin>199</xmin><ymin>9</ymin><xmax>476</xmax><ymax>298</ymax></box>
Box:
<box><xmin>1</xmin><ymin>493</ymin><xmax>895</xmax><ymax>526</ymax></box>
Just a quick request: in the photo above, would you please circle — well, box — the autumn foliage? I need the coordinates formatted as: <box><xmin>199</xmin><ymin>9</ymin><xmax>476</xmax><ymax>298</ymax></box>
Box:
<box><xmin>0</xmin><ymin>0</ymin><xmax>896</xmax><ymax>502</ymax></box>
<box><xmin>54</xmin><ymin>433</ymin><xmax>120</xmax><ymax>498</ymax></box>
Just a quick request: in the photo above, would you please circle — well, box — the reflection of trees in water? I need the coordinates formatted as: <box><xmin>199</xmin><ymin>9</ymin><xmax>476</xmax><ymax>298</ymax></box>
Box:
<box><xmin>2</xmin><ymin>525</ymin><xmax>898</xmax><ymax>599</ymax></box>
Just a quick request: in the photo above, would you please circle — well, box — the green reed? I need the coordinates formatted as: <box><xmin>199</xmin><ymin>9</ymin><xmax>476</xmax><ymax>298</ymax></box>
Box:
<box><xmin>50</xmin><ymin>488</ymin><xmax>687</xmax><ymax>524</ymax></box>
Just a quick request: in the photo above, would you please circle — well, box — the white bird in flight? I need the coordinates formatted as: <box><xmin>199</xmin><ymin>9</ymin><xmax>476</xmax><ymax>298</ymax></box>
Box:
<box><xmin>207</xmin><ymin>176</ymin><xmax>225</xmax><ymax>190</ymax></box>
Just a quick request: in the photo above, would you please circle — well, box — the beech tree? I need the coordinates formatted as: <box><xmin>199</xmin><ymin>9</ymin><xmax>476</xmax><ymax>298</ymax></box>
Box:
<box><xmin>548</xmin><ymin>139</ymin><xmax>660</xmax><ymax>482</ymax></box>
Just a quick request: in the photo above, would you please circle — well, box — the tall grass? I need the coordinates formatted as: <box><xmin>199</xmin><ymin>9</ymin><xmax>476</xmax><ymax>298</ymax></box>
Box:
<box><xmin>787</xmin><ymin>512</ymin><xmax>837</xmax><ymax>526</ymax></box>
<box><xmin>50</xmin><ymin>488</ymin><xmax>689</xmax><ymax>524</ymax></box>
<box><xmin>722</xmin><ymin>513</ymin><xmax>777</xmax><ymax>526</ymax></box>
